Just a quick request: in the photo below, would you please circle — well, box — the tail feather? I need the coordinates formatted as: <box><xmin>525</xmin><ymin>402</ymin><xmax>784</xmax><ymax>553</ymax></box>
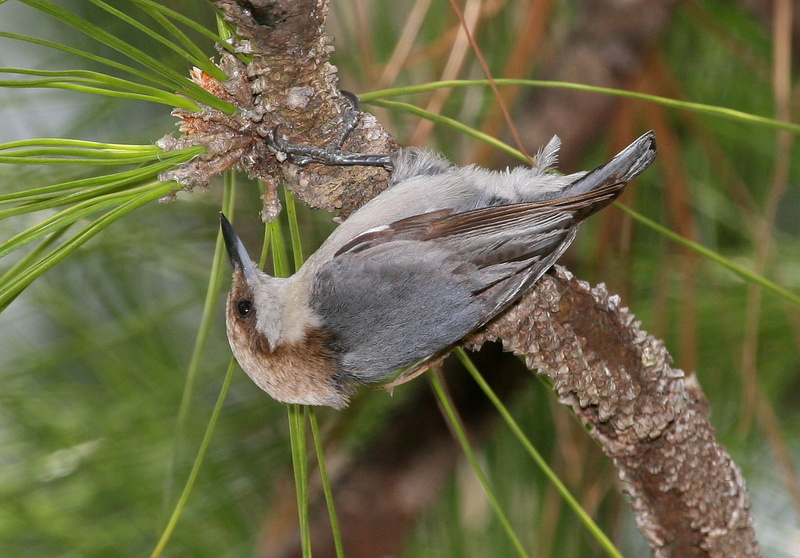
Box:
<box><xmin>563</xmin><ymin>131</ymin><xmax>656</xmax><ymax>197</ymax></box>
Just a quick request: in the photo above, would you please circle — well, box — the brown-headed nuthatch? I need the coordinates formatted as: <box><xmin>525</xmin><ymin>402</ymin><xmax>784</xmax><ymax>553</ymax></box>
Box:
<box><xmin>221</xmin><ymin>131</ymin><xmax>656</xmax><ymax>408</ymax></box>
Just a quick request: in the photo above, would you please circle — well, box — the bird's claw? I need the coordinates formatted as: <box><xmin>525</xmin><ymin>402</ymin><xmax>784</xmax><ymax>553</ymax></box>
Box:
<box><xmin>263</xmin><ymin>91</ymin><xmax>393</xmax><ymax>169</ymax></box>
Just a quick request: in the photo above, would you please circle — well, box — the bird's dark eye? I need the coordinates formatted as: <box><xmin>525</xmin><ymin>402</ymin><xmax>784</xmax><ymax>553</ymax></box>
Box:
<box><xmin>236</xmin><ymin>299</ymin><xmax>253</xmax><ymax>318</ymax></box>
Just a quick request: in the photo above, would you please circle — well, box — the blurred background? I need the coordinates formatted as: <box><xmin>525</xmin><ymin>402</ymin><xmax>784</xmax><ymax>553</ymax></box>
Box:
<box><xmin>1</xmin><ymin>0</ymin><xmax>798</xmax><ymax>556</ymax></box>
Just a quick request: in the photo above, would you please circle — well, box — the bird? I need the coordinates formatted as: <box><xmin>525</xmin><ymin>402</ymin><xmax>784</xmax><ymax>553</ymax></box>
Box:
<box><xmin>221</xmin><ymin>131</ymin><xmax>656</xmax><ymax>408</ymax></box>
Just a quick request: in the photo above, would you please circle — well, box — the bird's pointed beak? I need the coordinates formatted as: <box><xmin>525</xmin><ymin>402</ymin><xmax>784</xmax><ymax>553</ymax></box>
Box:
<box><xmin>220</xmin><ymin>213</ymin><xmax>259</xmax><ymax>280</ymax></box>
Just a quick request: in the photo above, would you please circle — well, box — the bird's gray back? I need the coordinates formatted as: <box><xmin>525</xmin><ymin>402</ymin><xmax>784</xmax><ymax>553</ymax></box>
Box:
<box><xmin>308</xmin><ymin>144</ymin><xmax>579</xmax><ymax>266</ymax></box>
<box><xmin>310</xmin><ymin>241</ymin><xmax>486</xmax><ymax>382</ymax></box>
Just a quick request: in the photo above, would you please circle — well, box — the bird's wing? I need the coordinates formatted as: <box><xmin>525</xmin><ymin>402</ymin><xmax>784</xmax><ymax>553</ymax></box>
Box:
<box><xmin>312</xmin><ymin>180</ymin><xmax>627</xmax><ymax>383</ymax></box>
<box><xmin>335</xmin><ymin>180</ymin><xmax>623</xmax><ymax>258</ymax></box>
<box><xmin>332</xmin><ymin>180</ymin><xmax>625</xmax><ymax>317</ymax></box>
<box><xmin>311</xmin><ymin>241</ymin><xmax>487</xmax><ymax>382</ymax></box>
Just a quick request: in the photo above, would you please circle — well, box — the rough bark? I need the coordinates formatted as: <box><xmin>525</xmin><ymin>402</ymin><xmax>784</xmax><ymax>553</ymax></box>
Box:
<box><xmin>466</xmin><ymin>267</ymin><xmax>760</xmax><ymax>557</ymax></box>
<box><xmin>158</xmin><ymin>0</ymin><xmax>398</xmax><ymax>219</ymax></box>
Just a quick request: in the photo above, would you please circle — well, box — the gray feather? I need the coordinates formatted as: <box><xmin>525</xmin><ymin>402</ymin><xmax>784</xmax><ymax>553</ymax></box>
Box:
<box><xmin>307</xmin><ymin>132</ymin><xmax>655</xmax><ymax>268</ymax></box>
<box><xmin>311</xmin><ymin>242</ymin><xmax>485</xmax><ymax>381</ymax></box>
<box><xmin>388</xmin><ymin>148</ymin><xmax>454</xmax><ymax>185</ymax></box>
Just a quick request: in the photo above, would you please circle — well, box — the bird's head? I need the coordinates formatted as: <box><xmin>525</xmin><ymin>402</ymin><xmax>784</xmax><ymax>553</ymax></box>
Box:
<box><xmin>219</xmin><ymin>214</ymin><xmax>346</xmax><ymax>408</ymax></box>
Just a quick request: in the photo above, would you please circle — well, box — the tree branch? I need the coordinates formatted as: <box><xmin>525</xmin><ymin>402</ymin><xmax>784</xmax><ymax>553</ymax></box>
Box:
<box><xmin>466</xmin><ymin>267</ymin><xmax>760</xmax><ymax>557</ymax></box>
<box><xmin>158</xmin><ymin>0</ymin><xmax>398</xmax><ymax>219</ymax></box>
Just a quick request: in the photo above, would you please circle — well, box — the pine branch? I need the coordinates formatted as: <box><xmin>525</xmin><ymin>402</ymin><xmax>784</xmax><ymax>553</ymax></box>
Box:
<box><xmin>466</xmin><ymin>267</ymin><xmax>760</xmax><ymax>557</ymax></box>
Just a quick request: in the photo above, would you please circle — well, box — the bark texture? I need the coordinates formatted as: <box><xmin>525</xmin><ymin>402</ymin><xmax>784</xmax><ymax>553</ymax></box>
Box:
<box><xmin>158</xmin><ymin>0</ymin><xmax>398</xmax><ymax>219</ymax></box>
<box><xmin>466</xmin><ymin>267</ymin><xmax>760</xmax><ymax>558</ymax></box>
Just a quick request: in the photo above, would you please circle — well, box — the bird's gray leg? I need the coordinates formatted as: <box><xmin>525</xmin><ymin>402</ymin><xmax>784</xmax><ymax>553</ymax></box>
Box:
<box><xmin>330</xmin><ymin>90</ymin><xmax>363</xmax><ymax>150</ymax></box>
<box><xmin>263</xmin><ymin>91</ymin><xmax>394</xmax><ymax>168</ymax></box>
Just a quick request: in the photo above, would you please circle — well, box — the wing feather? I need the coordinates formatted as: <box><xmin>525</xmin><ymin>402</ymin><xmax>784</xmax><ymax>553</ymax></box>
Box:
<box><xmin>338</xmin><ymin>182</ymin><xmax>622</xmax><ymax>252</ymax></box>
<box><xmin>315</xmin><ymin>178</ymin><xmax>627</xmax><ymax>380</ymax></box>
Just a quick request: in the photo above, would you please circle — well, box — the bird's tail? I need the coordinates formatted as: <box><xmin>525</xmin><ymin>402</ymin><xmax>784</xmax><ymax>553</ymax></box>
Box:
<box><xmin>563</xmin><ymin>131</ymin><xmax>657</xmax><ymax>197</ymax></box>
